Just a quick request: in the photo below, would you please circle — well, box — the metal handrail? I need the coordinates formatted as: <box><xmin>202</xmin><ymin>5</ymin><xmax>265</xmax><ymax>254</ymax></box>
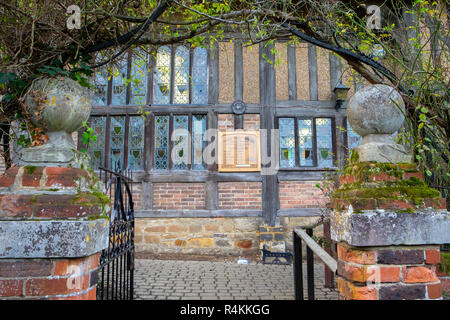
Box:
<box><xmin>293</xmin><ymin>227</ymin><xmax>337</xmax><ymax>300</ymax></box>
<box><xmin>294</xmin><ymin>227</ymin><xmax>337</xmax><ymax>272</ymax></box>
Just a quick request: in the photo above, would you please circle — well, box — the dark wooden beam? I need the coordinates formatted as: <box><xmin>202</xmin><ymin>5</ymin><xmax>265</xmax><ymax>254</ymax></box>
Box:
<box><xmin>260</xmin><ymin>41</ymin><xmax>279</xmax><ymax>226</ymax></box>
<box><xmin>308</xmin><ymin>44</ymin><xmax>318</xmax><ymax>101</ymax></box>
<box><xmin>287</xmin><ymin>42</ymin><xmax>297</xmax><ymax>101</ymax></box>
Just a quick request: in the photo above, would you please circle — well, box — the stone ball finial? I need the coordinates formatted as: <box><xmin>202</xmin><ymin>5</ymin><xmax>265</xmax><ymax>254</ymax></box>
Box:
<box><xmin>18</xmin><ymin>77</ymin><xmax>93</xmax><ymax>167</ymax></box>
<box><xmin>23</xmin><ymin>77</ymin><xmax>92</xmax><ymax>134</ymax></box>
<box><xmin>347</xmin><ymin>84</ymin><xmax>405</xmax><ymax>137</ymax></box>
<box><xmin>346</xmin><ymin>84</ymin><xmax>412</xmax><ymax>163</ymax></box>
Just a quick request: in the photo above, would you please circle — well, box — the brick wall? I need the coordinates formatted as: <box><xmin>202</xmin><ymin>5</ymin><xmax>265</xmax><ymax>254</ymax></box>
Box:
<box><xmin>218</xmin><ymin>114</ymin><xmax>234</xmax><ymax>131</ymax></box>
<box><xmin>0</xmin><ymin>254</ymin><xmax>99</xmax><ymax>299</ymax></box>
<box><xmin>337</xmin><ymin>245</ymin><xmax>443</xmax><ymax>300</ymax></box>
<box><xmin>243</xmin><ymin>114</ymin><xmax>260</xmax><ymax>130</ymax></box>
<box><xmin>153</xmin><ymin>183</ymin><xmax>205</xmax><ymax>210</ymax></box>
<box><xmin>218</xmin><ymin>182</ymin><xmax>262</xmax><ymax>209</ymax></box>
<box><xmin>279</xmin><ymin>181</ymin><xmax>328</xmax><ymax>208</ymax></box>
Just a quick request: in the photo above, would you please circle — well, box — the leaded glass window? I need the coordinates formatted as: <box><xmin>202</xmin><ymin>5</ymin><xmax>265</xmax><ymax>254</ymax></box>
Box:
<box><xmin>192</xmin><ymin>115</ymin><xmax>207</xmax><ymax>170</ymax></box>
<box><xmin>153</xmin><ymin>114</ymin><xmax>207</xmax><ymax>170</ymax></box>
<box><xmin>128</xmin><ymin>116</ymin><xmax>145</xmax><ymax>170</ymax></box>
<box><xmin>172</xmin><ymin>115</ymin><xmax>189</xmax><ymax>169</ymax></box>
<box><xmin>154</xmin><ymin>46</ymin><xmax>171</xmax><ymax>105</ymax></box>
<box><xmin>109</xmin><ymin>116</ymin><xmax>126</xmax><ymax>169</ymax></box>
<box><xmin>131</xmin><ymin>50</ymin><xmax>148</xmax><ymax>105</ymax></box>
<box><xmin>346</xmin><ymin>119</ymin><xmax>362</xmax><ymax>151</ymax></box>
<box><xmin>153</xmin><ymin>45</ymin><xmax>208</xmax><ymax>105</ymax></box>
<box><xmin>173</xmin><ymin>46</ymin><xmax>190</xmax><ymax>104</ymax></box>
<box><xmin>316</xmin><ymin>118</ymin><xmax>333</xmax><ymax>168</ymax></box>
<box><xmin>192</xmin><ymin>47</ymin><xmax>208</xmax><ymax>104</ymax></box>
<box><xmin>154</xmin><ymin>115</ymin><xmax>170</xmax><ymax>169</ymax></box>
<box><xmin>279</xmin><ymin>118</ymin><xmax>296</xmax><ymax>168</ymax></box>
<box><xmin>111</xmin><ymin>58</ymin><xmax>127</xmax><ymax>105</ymax></box>
<box><xmin>93</xmin><ymin>54</ymin><xmax>108</xmax><ymax>106</ymax></box>
<box><xmin>298</xmin><ymin>119</ymin><xmax>314</xmax><ymax>166</ymax></box>
<box><xmin>91</xmin><ymin>45</ymin><xmax>207</xmax><ymax>106</ymax></box>
<box><xmin>278</xmin><ymin>117</ymin><xmax>335</xmax><ymax>168</ymax></box>
<box><xmin>88</xmin><ymin>117</ymin><xmax>106</xmax><ymax>168</ymax></box>
<box><xmin>85</xmin><ymin>115</ymin><xmax>145</xmax><ymax>171</ymax></box>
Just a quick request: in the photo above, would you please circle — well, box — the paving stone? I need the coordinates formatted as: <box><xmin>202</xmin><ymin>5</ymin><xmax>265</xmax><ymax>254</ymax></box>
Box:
<box><xmin>134</xmin><ymin>259</ymin><xmax>338</xmax><ymax>300</ymax></box>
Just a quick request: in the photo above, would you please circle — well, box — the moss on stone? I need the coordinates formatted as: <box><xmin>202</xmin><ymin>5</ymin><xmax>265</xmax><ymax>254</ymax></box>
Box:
<box><xmin>395</xmin><ymin>208</ymin><xmax>416</xmax><ymax>214</ymax></box>
<box><xmin>24</xmin><ymin>165</ymin><xmax>38</xmax><ymax>175</ymax></box>
<box><xmin>333</xmin><ymin>159</ymin><xmax>441</xmax><ymax>212</ymax></box>
<box><xmin>439</xmin><ymin>252</ymin><xmax>450</xmax><ymax>275</ymax></box>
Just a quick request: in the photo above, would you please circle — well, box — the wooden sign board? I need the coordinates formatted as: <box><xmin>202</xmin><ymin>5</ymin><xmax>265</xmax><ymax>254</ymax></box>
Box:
<box><xmin>218</xmin><ymin>131</ymin><xmax>261</xmax><ymax>172</ymax></box>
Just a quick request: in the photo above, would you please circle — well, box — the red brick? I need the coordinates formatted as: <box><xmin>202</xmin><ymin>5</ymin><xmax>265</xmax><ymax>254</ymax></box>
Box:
<box><xmin>337</xmin><ymin>277</ymin><xmax>377</xmax><ymax>300</ymax></box>
<box><xmin>0</xmin><ymin>279</ymin><xmax>23</xmax><ymax>297</ymax></box>
<box><xmin>425</xmin><ymin>249</ymin><xmax>441</xmax><ymax>265</ymax></box>
<box><xmin>338</xmin><ymin>261</ymin><xmax>367</xmax><ymax>282</ymax></box>
<box><xmin>367</xmin><ymin>266</ymin><xmax>401</xmax><ymax>283</ymax></box>
<box><xmin>0</xmin><ymin>260</ymin><xmax>52</xmax><ymax>277</ymax></box>
<box><xmin>369</xmin><ymin>172</ymin><xmax>398</xmax><ymax>182</ymax></box>
<box><xmin>403</xmin><ymin>171</ymin><xmax>423</xmax><ymax>181</ymax></box>
<box><xmin>440</xmin><ymin>277</ymin><xmax>450</xmax><ymax>291</ymax></box>
<box><xmin>21</xmin><ymin>167</ymin><xmax>45</xmax><ymax>187</ymax></box>
<box><xmin>403</xmin><ymin>266</ymin><xmax>439</xmax><ymax>283</ymax></box>
<box><xmin>337</xmin><ymin>244</ymin><xmax>376</xmax><ymax>264</ymax></box>
<box><xmin>424</xmin><ymin>198</ymin><xmax>447</xmax><ymax>209</ymax></box>
<box><xmin>427</xmin><ymin>283</ymin><xmax>442</xmax><ymax>299</ymax></box>
<box><xmin>0</xmin><ymin>167</ymin><xmax>18</xmax><ymax>188</ymax></box>
<box><xmin>352</xmin><ymin>285</ymin><xmax>377</xmax><ymax>300</ymax></box>
<box><xmin>377</xmin><ymin>199</ymin><xmax>414</xmax><ymax>210</ymax></box>
<box><xmin>44</xmin><ymin>167</ymin><xmax>89</xmax><ymax>188</ymax></box>
<box><xmin>25</xmin><ymin>275</ymin><xmax>89</xmax><ymax>296</ymax></box>
<box><xmin>0</xmin><ymin>194</ymin><xmax>33</xmax><ymax>218</ymax></box>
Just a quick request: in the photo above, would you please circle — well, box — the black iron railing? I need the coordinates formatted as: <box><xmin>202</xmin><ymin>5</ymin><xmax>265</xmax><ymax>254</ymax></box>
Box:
<box><xmin>293</xmin><ymin>227</ymin><xmax>338</xmax><ymax>300</ymax></box>
<box><xmin>96</xmin><ymin>166</ymin><xmax>135</xmax><ymax>300</ymax></box>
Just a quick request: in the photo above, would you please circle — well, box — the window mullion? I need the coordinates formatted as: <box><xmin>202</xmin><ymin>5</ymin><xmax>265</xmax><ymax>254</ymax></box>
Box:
<box><xmin>126</xmin><ymin>51</ymin><xmax>132</xmax><ymax>105</ymax></box>
<box><xmin>123</xmin><ymin>115</ymin><xmax>130</xmax><ymax>169</ymax></box>
<box><xmin>170</xmin><ymin>45</ymin><xmax>176</xmax><ymax>104</ymax></box>
<box><xmin>188</xmin><ymin>113</ymin><xmax>193</xmax><ymax>170</ymax></box>
<box><xmin>169</xmin><ymin>113</ymin><xmax>174</xmax><ymax>170</ymax></box>
<box><xmin>312</xmin><ymin>118</ymin><xmax>318</xmax><ymax>167</ymax></box>
<box><xmin>294</xmin><ymin>117</ymin><xmax>300</xmax><ymax>168</ymax></box>
<box><xmin>189</xmin><ymin>47</ymin><xmax>194</xmax><ymax>104</ymax></box>
<box><xmin>105</xmin><ymin>115</ymin><xmax>111</xmax><ymax>169</ymax></box>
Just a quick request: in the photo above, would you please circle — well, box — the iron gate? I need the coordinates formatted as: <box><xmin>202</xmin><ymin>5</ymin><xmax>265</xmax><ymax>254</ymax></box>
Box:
<box><xmin>96</xmin><ymin>167</ymin><xmax>135</xmax><ymax>300</ymax></box>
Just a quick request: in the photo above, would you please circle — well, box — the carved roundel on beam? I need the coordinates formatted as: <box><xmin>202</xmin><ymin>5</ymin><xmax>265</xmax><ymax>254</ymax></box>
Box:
<box><xmin>231</xmin><ymin>100</ymin><xmax>247</xmax><ymax>115</ymax></box>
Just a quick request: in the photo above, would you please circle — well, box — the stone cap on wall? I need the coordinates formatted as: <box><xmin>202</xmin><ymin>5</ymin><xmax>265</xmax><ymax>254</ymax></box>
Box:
<box><xmin>0</xmin><ymin>219</ymin><xmax>109</xmax><ymax>258</ymax></box>
<box><xmin>330</xmin><ymin>209</ymin><xmax>450</xmax><ymax>247</ymax></box>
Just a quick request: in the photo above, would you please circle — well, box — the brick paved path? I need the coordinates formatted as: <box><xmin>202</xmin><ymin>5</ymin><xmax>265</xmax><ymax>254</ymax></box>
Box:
<box><xmin>134</xmin><ymin>259</ymin><xmax>338</xmax><ymax>300</ymax></box>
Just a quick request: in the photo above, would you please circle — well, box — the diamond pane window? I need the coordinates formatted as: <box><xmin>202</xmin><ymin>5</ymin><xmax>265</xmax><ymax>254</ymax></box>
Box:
<box><xmin>278</xmin><ymin>117</ymin><xmax>335</xmax><ymax>168</ymax></box>
<box><xmin>172</xmin><ymin>115</ymin><xmax>189</xmax><ymax>170</ymax></box>
<box><xmin>154</xmin><ymin>46</ymin><xmax>171</xmax><ymax>104</ymax></box>
<box><xmin>88</xmin><ymin>117</ymin><xmax>106</xmax><ymax>169</ymax></box>
<box><xmin>279</xmin><ymin>118</ymin><xmax>296</xmax><ymax>168</ymax></box>
<box><xmin>93</xmin><ymin>67</ymin><xmax>108</xmax><ymax>106</ymax></box>
<box><xmin>192</xmin><ymin>115</ymin><xmax>206</xmax><ymax>170</ymax></box>
<box><xmin>111</xmin><ymin>57</ymin><xmax>128</xmax><ymax>105</ymax></box>
<box><xmin>192</xmin><ymin>47</ymin><xmax>208</xmax><ymax>104</ymax></box>
<box><xmin>128</xmin><ymin>116</ymin><xmax>145</xmax><ymax>170</ymax></box>
<box><xmin>316</xmin><ymin>118</ymin><xmax>333</xmax><ymax>167</ymax></box>
<box><xmin>154</xmin><ymin>115</ymin><xmax>170</xmax><ymax>169</ymax></box>
<box><xmin>131</xmin><ymin>49</ymin><xmax>148</xmax><ymax>105</ymax></box>
<box><xmin>347</xmin><ymin>121</ymin><xmax>362</xmax><ymax>151</ymax></box>
<box><xmin>298</xmin><ymin>119</ymin><xmax>314</xmax><ymax>166</ymax></box>
<box><xmin>174</xmin><ymin>46</ymin><xmax>190</xmax><ymax>104</ymax></box>
<box><xmin>109</xmin><ymin>116</ymin><xmax>126</xmax><ymax>169</ymax></box>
